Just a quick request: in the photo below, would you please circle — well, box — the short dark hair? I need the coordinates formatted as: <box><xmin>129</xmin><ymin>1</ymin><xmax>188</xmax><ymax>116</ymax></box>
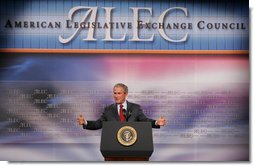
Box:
<box><xmin>113</xmin><ymin>83</ymin><xmax>128</xmax><ymax>94</ymax></box>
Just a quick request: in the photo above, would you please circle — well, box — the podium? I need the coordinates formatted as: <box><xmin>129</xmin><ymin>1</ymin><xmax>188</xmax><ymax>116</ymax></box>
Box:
<box><xmin>100</xmin><ymin>122</ymin><xmax>153</xmax><ymax>161</ymax></box>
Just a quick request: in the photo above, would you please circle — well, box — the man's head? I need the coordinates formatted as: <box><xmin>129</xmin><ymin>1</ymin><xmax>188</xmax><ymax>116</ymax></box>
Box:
<box><xmin>113</xmin><ymin>83</ymin><xmax>128</xmax><ymax>104</ymax></box>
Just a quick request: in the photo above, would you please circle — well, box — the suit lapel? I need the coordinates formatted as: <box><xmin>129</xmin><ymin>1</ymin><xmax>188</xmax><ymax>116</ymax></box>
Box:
<box><xmin>127</xmin><ymin>101</ymin><xmax>133</xmax><ymax>120</ymax></box>
<box><xmin>112</xmin><ymin>104</ymin><xmax>120</xmax><ymax>121</ymax></box>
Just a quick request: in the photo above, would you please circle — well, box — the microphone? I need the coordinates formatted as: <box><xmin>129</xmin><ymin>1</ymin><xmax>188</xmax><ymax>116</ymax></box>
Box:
<box><xmin>123</xmin><ymin>109</ymin><xmax>130</xmax><ymax>122</ymax></box>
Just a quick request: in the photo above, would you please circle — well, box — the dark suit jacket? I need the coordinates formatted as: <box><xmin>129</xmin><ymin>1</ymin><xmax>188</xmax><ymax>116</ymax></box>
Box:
<box><xmin>83</xmin><ymin>101</ymin><xmax>159</xmax><ymax>130</ymax></box>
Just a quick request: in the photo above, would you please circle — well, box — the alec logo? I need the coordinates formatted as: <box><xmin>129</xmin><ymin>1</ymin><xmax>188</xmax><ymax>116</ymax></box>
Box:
<box><xmin>59</xmin><ymin>6</ymin><xmax>190</xmax><ymax>43</ymax></box>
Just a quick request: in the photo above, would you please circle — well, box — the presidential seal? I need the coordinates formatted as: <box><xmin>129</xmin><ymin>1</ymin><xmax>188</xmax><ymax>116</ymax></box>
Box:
<box><xmin>117</xmin><ymin>126</ymin><xmax>137</xmax><ymax>146</ymax></box>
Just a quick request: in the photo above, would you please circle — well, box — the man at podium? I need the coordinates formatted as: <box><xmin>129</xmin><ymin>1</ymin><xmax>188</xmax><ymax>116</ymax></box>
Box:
<box><xmin>77</xmin><ymin>83</ymin><xmax>166</xmax><ymax>130</ymax></box>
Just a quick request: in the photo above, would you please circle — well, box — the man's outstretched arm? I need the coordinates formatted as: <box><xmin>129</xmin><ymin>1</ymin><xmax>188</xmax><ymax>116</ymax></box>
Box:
<box><xmin>77</xmin><ymin>113</ymin><xmax>106</xmax><ymax>130</ymax></box>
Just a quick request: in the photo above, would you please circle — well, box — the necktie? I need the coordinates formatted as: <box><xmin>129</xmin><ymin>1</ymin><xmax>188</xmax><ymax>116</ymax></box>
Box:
<box><xmin>119</xmin><ymin>104</ymin><xmax>125</xmax><ymax>122</ymax></box>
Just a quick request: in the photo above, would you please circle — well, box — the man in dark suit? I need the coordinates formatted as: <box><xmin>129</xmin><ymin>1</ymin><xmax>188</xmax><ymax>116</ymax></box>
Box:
<box><xmin>77</xmin><ymin>83</ymin><xmax>166</xmax><ymax>130</ymax></box>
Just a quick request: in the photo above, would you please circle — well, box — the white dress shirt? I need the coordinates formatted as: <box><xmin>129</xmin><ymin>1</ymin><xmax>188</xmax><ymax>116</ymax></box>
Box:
<box><xmin>117</xmin><ymin>100</ymin><xmax>127</xmax><ymax>115</ymax></box>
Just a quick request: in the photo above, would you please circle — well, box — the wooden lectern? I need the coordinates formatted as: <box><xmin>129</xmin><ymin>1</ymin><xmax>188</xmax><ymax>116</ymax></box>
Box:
<box><xmin>100</xmin><ymin>122</ymin><xmax>153</xmax><ymax>161</ymax></box>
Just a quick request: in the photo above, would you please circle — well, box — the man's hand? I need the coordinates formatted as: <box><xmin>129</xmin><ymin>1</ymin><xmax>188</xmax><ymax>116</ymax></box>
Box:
<box><xmin>156</xmin><ymin>116</ymin><xmax>166</xmax><ymax>126</ymax></box>
<box><xmin>77</xmin><ymin>114</ymin><xmax>85</xmax><ymax>125</ymax></box>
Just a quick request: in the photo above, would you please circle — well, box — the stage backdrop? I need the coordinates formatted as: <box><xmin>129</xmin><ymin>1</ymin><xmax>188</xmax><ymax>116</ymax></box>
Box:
<box><xmin>0</xmin><ymin>0</ymin><xmax>249</xmax><ymax>161</ymax></box>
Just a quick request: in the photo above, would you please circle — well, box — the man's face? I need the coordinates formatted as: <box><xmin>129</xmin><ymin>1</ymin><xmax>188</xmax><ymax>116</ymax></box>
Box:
<box><xmin>113</xmin><ymin>86</ymin><xmax>127</xmax><ymax>104</ymax></box>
